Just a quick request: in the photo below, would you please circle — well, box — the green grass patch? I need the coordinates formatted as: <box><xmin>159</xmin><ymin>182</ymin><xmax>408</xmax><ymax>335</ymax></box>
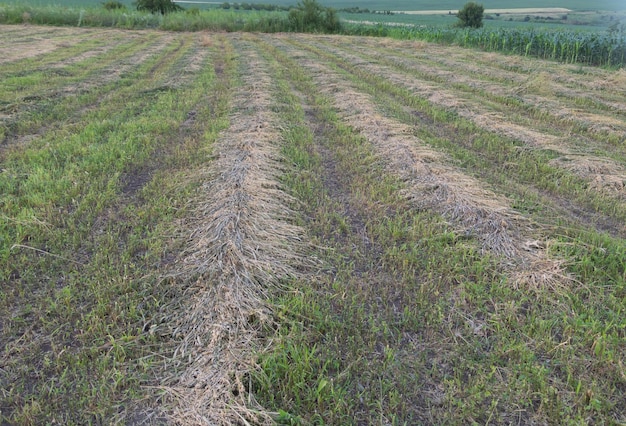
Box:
<box><xmin>245</xmin><ymin>33</ymin><xmax>626</xmax><ymax>424</ymax></box>
<box><xmin>0</xmin><ymin>33</ymin><xmax>237</xmax><ymax>424</ymax></box>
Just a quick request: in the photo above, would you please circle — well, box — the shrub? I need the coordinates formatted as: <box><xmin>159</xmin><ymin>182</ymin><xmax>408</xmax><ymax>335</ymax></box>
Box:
<box><xmin>456</xmin><ymin>2</ymin><xmax>484</xmax><ymax>28</ymax></box>
<box><xmin>288</xmin><ymin>0</ymin><xmax>341</xmax><ymax>33</ymax></box>
<box><xmin>135</xmin><ymin>0</ymin><xmax>182</xmax><ymax>14</ymax></box>
<box><xmin>102</xmin><ymin>1</ymin><xmax>126</xmax><ymax>10</ymax></box>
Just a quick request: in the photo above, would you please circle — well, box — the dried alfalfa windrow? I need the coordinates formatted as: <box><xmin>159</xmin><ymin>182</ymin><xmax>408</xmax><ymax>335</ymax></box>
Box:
<box><xmin>293</xmin><ymin>48</ymin><xmax>575</xmax><ymax>291</ymax></box>
<box><xmin>550</xmin><ymin>156</ymin><xmax>626</xmax><ymax>196</ymax></box>
<box><xmin>160</xmin><ymin>41</ymin><xmax>308</xmax><ymax>426</ymax></box>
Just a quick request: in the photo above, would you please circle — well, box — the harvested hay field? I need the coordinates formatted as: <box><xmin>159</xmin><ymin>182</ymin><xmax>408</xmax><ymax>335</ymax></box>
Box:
<box><xmin>1</xmin><ymin>25</ymin><xmax>626</xmax><ymax>425</ymax></box>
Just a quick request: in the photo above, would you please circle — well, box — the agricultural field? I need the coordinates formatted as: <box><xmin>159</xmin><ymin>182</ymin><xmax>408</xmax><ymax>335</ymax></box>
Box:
<box><xmin>2</xmin><ymin>0</ymin><xmax>625</xmax><ymax>37</ymax></box>
<box><xmin>341</xmin><ymin>9</ymin><xmax>626</xmax><ymax>33</ymax></box>
<box><xmin>6</xmin><ymin>0</ymin><xmax>626</xmax><ymax>10</ymax></box>
<box><xmin>1</xmin><ymin>24</ymin><xmax>626</xmax><ymax>425</ymax></box>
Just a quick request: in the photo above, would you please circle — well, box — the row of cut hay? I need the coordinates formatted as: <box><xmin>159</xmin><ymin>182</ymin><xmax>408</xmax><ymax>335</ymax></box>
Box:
<box><xmin>302</xmin><ymin>35</ymin><xmax>626</xmax><ymax>200</ymax></box>
<box><xmin>550</xmin><ymin>156</ymin><xmax>626</xmax><ymax>197</ymax></box>
<box><xmin>0</xmin><ymin>31</ymin><xmax>185</xmax><ymax>159</ymax></box>
<box><xmin>318</xmin><ymin>35</ymin><xmax>626</xmax><ymax>141</ymax></box>
<box><xmin>361</xmin><ymin>39</ymin><xmax>626</xmax><ymax>119</ymax></box>
<box><xmin>346</xmin><ymin>36</ymin><xmax>626</xmax><ymax>102</ymax></box>
<box><xmin>443</xmin><ymin>48</ymin><xmax>626</xmax><ymax>105</ymax></box>
<box><xmin>0</xmin><ymin>24</ymin><xmax>97</xmax><ymax>63</ymax></box>
<box><xmin>162</xmin><ymin>38</ymin><xmax>306</xmax><ymax>425</ymax></box>
<box><xmin>0</xmin><ymin>29</ymin><xmax>174</xmax><ymax>104</ymax></box>
<box><xmin>353</xmin><ymin>35</ymin><xmax>626</xmax><ymax>140</ymax></box>
<box><xmin>272</xmin><ymin>36</ymin><xmax>574</xmax><ymax>291</ymax></box>
<box><xmin>0</xmin><ymin>27</ymin><xmax>171</xmax><ymax>86</ymax></box>
<box><xmin>41</xmin><ymin>30</ymin><xmax>175</xmax><ymax>74</ymax></box>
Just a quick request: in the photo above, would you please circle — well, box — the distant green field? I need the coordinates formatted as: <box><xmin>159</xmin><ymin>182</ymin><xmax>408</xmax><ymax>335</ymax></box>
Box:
<box><xmin>341</xmin><ymin>9</ymin><xmax>625</xmax><ymax>32</ymax></box>
<box><xmin>333</xmin><ymin>0</ymin><xmax>624</xmax><ymax>11</ymax></box>
<box><xmin>5</xmin><ymin>0</ymin><xmax>626</xmax><ymax>11</ymax></box>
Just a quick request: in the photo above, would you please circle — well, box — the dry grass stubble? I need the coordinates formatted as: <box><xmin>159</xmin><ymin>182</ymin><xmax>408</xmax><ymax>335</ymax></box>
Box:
<box><xmin>293</xmin><ymin>50</ymin><xmax>574</xmax><ymax>291</ymax></box>
<box><xmin>0</xmin><ymin>24</ymin><xmax>82</xmax><ymax>62</ymax></box>
<box><xmin>162</xmin><ymin>46</ymin><xmax>306</xmax><ymax>424</ymax></box>
<box><xmin>314</xmin><ymin>36</ymin><xmax>626</xmax><ymax>197</ymax></box>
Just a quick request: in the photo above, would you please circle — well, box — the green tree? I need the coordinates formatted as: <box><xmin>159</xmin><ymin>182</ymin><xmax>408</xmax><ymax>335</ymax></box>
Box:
<box><xmin>456</xmin><ymin>2</ymin><xmax>484</xmax><ymax>28</ymax></box>
<box><xmin>288</xmin><ymin>0</ymin><xmax>340</xmax><ymax>33</ymax></box>
<box><xmin>135</xmin><ymin>0</ymin><xmax>182</xmax><ymax>14</ymax></box>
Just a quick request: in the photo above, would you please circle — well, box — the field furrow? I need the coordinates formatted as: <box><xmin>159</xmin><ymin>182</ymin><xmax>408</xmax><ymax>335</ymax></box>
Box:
<box><xmin>1</xmin><ymin>26</ymin><xmax>625</xmax><ymax>425</ymax></box>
